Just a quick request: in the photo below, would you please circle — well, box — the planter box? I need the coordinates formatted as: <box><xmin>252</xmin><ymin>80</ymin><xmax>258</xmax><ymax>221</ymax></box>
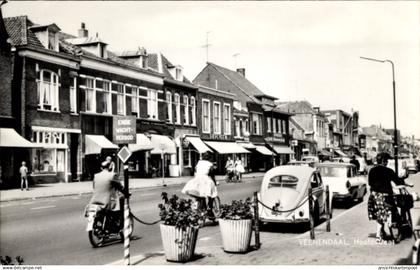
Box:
<box><xmin>219</xmin><ymin>219</ymin><xmax>253</xmax><ymax>253</ymax></box>
<box><xmin>160</xmin><ymin>223</ymin><xmax>199</xmax><ymax>262</ymax></box>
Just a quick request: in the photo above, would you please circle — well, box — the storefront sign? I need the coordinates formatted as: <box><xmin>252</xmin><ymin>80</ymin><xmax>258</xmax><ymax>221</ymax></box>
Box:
<box><xmin>113</xmin><ymin>116</ymin><xmax>136</xmax><ymax>144</ymax></box>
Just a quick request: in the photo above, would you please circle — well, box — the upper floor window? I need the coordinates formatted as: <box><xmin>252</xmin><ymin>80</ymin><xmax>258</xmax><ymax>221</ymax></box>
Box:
<box><xmin>70</xmin><ymin>77</ymin><xmax>77</xmax><ymax>113</ymax></box>
<box><xmin>213</xmin><ymin>102</ymin><xmax>221</xmax><ymax>134</ymax></box>
<box><xmin>148</xmin><ymin>89</ymin><xmax>158</xmax><ymax>119</ymax></box>
<box><xmin>96</xmin><ymin>79</ymin><xmax>111</xmax><ymax>114</ymax></box>
<box><xmin>112</xmin><ymin>83</ymin><xmax>125</xmax><ymax>116</ymax></box>
<box><xmin>190</xmin><ymin>96</ymin><xmax>196</xmax><ymax>126</ymax></box>
<box><xmin>202</xmin><ymin>100</ymin><xmax>210</xmax><ymax>133</ymax></box>
<box><xmin>282</xmin><ymin>120</ymin><xmax>287</xmax><ymax>135</ymax></box>
<box><xmin>183</xmin><ymin>95</ymin><xmax>189</xmax><ymax>125</ymax></box>
<box><xmin>80</xmin><ymin>76</ymin><xmax>95</xmax><ymax>113</ymax></box>
<box><xmin>174</xmin><ymin>94</ymin><xmax>181</xmax><ymax>124</ymax></box>
<box><xmin>251</xmin><ymin>113</ymin><xmax>262</xmax><ymax>135</ymax></box>
<box><xmin>267</xmin><ymin>117</ymin><xmax>272</xmax><ymax>132</ymax></box>
<box><xmin>223</xmin><ymin>104</ymin><xmax>231</xmax><ymax>135</ymax></box>
<box><xmin>126</xmin><ymin>85</ymin><xmax>138</xmax><ymax>117</ymax></box>
<box><xmin>166</xmin><ymin>92</ymin><xmax>172</xmax><ymax>123</ymax></box>
<box><xmin>37</xmin><ymin>69</ymin><xmax>60</xmax><ymax>111</ymax></box>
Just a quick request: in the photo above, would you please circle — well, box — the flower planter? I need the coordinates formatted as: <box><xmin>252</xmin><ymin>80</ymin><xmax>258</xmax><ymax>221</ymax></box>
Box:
<box><xmin>160</xmin><ymin>223</ymin><xmax>199</xmax><ymax>262</ymax></box>
<box><xmin>219</xmin><ymin>218</ymin><xmax>252</xmax><ymax>253</ymax></box>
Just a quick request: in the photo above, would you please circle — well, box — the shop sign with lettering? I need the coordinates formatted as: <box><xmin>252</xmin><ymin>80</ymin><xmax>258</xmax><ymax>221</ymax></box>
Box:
<box><xmin>113</xmin><ymin>116</ymin><xmax>136</xmax><ymax>144</ymax></box>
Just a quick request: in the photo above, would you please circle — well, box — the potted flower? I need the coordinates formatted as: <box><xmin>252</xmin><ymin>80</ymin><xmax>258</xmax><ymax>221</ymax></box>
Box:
<box><xmin>218</xmin><ymin>198</ymin><xmax>254</xmax><ymax>253</ymax></box>
<box><xmin>158</xmin><ymin>192</ymin><xmax>204</xmax><ymax>262</ymax></box>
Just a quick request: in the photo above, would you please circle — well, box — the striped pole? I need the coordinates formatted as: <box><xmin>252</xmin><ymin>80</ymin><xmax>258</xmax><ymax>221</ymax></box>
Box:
<box><xmin>123</xmin><ymin>164</ymin><xmax>130</xmax><ymax>266</ymax></box>
<box><xmin>123</xmin><ymin>197</ymin><xmax>130</xmax><ymax>265</ymax></box>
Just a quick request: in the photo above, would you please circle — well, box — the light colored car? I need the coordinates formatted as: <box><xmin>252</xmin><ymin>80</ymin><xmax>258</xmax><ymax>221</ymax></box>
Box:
<box><xmin>316</xmin><ymin>162</ymin><xmax>367</xmax><ymax>203</ymax></box>
<box><xmin>387</xmin><ymin>159</ymin><xmax>408</xmax><ymax>178</ymax></box>
<box><xmin>406</xmin><ymin>158</ymin><xmax>418</xmax><ymax>174</ymax></box>
<box><xmin>257</xmin><ymin>165</ymin><xmax>328</xmax><ymax>224</ymax></box>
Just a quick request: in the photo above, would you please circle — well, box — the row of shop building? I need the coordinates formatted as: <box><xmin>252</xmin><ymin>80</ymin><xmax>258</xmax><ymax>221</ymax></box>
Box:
<box><xmin>2</xmin><ymin>10</ymin><xmax>408</xmax><ymax>188</ymax></box>
<box><xmin>0</xmin><ymin>13</ymin><xmax>295</xmax><ymax>188</ymax></box>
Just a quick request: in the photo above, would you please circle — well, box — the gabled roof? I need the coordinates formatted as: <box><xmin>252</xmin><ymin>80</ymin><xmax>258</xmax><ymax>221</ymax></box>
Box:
<box><xmin>275</xmin><ymin>100</ymin><xmax>318</xmax><ymax>115</ymax></box>
<box><xmin>4</xmin><ymin>15</ymin><xmax>43</xmax><ymax>48</ymax></box>
<box><xmin>206</xmin><ymin>62</ymin><xmax>265</xmax><ymax>104</ymax></box>
<box><xmin>148</xmin><ymin>53</ymin><xmax>193</xmax><ymax>84</ymax></box>
<box><xmin>289</xmin><ymin>117</ymin><xmax>305</xmax><ymax>131</ymax></box>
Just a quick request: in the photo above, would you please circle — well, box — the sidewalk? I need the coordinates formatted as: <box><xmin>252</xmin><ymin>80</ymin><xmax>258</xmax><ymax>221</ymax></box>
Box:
<box><xmin>120</xmin><ymin>173</ymin><xmax>420</xmax><ymax>265</ymax></box>
<box><xmin>0</xmin><ymin>172</ymin><xmax>265</xmax><ymax>202</ymax></box>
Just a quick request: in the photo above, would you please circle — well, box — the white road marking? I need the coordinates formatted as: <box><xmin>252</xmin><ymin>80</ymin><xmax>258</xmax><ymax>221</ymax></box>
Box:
<box><xmin>30</xmin><ymin>205</ymin><xmax>56</xmax><ymax>210</ymax></box>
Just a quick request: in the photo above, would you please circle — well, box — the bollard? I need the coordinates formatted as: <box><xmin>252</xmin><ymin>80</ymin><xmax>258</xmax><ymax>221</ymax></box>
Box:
<box><xmin>325</xmin><ymin>185</ymin><xmax>331</xmax><ymax>232</ymax></box>
<box><xmin>308</xmin><ymin>187</ymin><xmax>315</xmax><ymax>240</ymax></box>
<box><xmin>253</xmin><ymin>192</ymin><xmax>261</xmax><ymax>249</ymax></box>
<box><xmin>123</xmin><ymin>164</ymin><xmax>130</xmax><ymax>266</ymax></box>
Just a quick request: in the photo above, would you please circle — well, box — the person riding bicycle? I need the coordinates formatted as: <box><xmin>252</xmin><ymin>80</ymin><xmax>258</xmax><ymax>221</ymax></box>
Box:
<box><xmin>368</xmin><ymin>152</ymin><xmax>407</xmax><ymax>242</ymax></box>
<box><xmin>182</xmin><ymin>153</ymin><xmax>218</xmax><ymax>212</ymax></box>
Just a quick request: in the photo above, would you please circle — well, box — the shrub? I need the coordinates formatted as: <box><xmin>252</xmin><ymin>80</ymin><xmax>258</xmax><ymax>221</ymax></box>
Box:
<box><xmin>219</xmin><ymin>198</ymin><xmax>254</xmax><ymax>220</ymax></box>
<box><xmin>158</xmin><ymin>192</ymin><xmax>204</xmax><ymax>230</ymax></box>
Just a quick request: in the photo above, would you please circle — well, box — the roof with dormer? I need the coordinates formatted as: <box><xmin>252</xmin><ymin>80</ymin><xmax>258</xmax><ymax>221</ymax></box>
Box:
<box><xmin>148</xmin><ymin>53</ymin><xmax>193</xmax><ymax>85</ymax></box>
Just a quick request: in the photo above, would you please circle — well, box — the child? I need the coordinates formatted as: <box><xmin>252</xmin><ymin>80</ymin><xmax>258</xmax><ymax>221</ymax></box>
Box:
<box><xmin>19</xmin><ymin>161</ymin><xmax>29</xmax><ymax>191</ymax></box>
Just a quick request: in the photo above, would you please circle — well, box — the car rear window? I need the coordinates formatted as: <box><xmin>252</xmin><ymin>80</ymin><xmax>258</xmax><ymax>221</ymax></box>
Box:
<box><xmin>268</xmin><ymin>175</ymin><xmax>299</xmax><ymax>189</ymax></box>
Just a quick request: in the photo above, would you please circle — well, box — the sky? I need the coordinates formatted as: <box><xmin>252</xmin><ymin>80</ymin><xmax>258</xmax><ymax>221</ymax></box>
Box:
<box><xmin>3</xmin><ymin>1</ymin><xmax>420</xmax><ymax>138</ymax></box>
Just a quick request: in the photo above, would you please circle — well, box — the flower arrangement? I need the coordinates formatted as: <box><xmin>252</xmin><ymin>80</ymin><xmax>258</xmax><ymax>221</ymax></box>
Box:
<box><xmin>219</xmin><ymin>198</ymin><xmax>254</xmax><ymax>220</ymax></box>
<box><xmin>158</xmin><ymin>192</ymin><xmax>204</xmax><ymax>229</ymax></box>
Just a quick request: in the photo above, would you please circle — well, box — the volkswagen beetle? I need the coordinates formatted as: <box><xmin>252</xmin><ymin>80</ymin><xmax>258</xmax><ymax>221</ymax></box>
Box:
<box><xmin>257</xmin><ymin>165</ymin><xmax>328</xmax><ymax>224</ymax></box>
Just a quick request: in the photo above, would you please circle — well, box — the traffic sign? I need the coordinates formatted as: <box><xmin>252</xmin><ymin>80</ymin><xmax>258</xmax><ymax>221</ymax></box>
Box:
<box><xmin>118</xmin><ymin>146</ymin><xmax>132</xmax><ymax>163</ymax></box>
<box><xmin>113</xmin><ymin>116</ymin><xmax>136</xmax><ymax>144</ymax></box>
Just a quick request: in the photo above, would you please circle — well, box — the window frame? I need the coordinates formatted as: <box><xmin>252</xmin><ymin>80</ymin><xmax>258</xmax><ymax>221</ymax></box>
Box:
<box><xmin>69</xmin><ymin>77</ymin><xmax>77</xmax><ymax>114</ymax></box>
<box><xmin>174</xmin><ymin>93</ymin><xmax>181</xmax><ymax>124</ymax></box>
<box><xmin>213</xmin><ymin>101</ymin><xmax>221</xmax><ymax>135</ymax></box>
<box><xmin>166</xmin><ymin>91</ymin><xmax>172</xmax><ymax>123</ymax></box>
<box><xmin>190</xmin><ymin>96</ymin><xmax>196</xmax><ymax>126</ymax></box>
<box><xmin>183</xmin><ymin>95</ymin><xmax>189</xmax><ymax>125</ymax></box>
<box><xmin>202</xmin><ymin>99</ymin><xmax>211</xmax><ymax>134</ymax></box>
<box><xmin>37</xmin><ymin>69</ymin><xmax>61</xmax><ymax>112</ymax></box>
<box><xmin>223</xmin><ymin>103</ymin><xmax>231</xmax><ymax>135</ymax></box>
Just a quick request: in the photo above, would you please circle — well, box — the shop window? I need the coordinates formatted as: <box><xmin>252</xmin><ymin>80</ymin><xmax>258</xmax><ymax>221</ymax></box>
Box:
<box><xmin>37</xmin><ymin>69</ymin><xmax>60</xmax><ymax>111</ymax></box>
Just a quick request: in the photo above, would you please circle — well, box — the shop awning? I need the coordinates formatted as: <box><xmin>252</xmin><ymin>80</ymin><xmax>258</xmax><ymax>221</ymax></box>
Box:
<box><xmin>237</xmin><ymin>141</ymin><xmax>257</xmax><ymax>149</ymax></box>
<box><xmin>255</xmin><ymin>145</ymin><xmax>275</xmax><ymax>156</ymax></box>
<box><xmin>150</xmin><ymin>134</ymin><xmax>176</xmax><ymax>155</ymax></box>
<box><xmin>185</xmin><ymin>136</ymin><xmax>212</xmax><ymax>153</ymax></box>
<box><xmin>204</xmin><ymin>141</ymin><xmax>250</xmax><ymax>154</ymax></box>
<box><xmin>85</xmin><ymin>135</ymin><xmax>118</xmax><ymax>155</ymax></box>
<box><xmin>271</xmin><ymin>145</ymin><xmax>294</xmax><ymax>155</ymax></box>
<box><xmin>0</xmin><ymin>128</ymin><xmax>37</xmax><ymax>148</ymax></box>
<box><xmin>128</xmin><ymin>134</ymin><xmax>154</xmax><ymax>152</ymax></box>
<box><xmin>334</xmin><ymin>149</ymin><xmax>348</xmax><ymax>157</ymax></box>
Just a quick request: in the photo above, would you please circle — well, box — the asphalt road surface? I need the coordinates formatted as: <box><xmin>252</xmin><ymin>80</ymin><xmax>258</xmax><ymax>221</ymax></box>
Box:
<box><xmin>0</xmin><ymin>176</ymin><xmax>351</xmax><ymax>265</ymax></box>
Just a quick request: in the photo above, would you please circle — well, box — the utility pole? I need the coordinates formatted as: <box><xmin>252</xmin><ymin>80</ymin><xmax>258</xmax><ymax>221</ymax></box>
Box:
<box><xmin>202</xmin><ymin>31</ymin><xmax>212</xmax><ymax>63</ymax></box>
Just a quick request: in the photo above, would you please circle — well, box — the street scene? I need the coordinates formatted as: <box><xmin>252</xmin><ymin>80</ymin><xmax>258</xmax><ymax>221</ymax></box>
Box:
<box><xmin>1</xmin><ymin>1</ymin><xmax>420</xmax><ymax>268</ymax></box>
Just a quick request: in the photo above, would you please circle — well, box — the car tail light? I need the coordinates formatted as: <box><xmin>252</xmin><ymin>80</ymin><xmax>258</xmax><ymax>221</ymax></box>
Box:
<box><xmin>346</xmin><ymin>181</ymin><xmax>351</xmax><ymax>189</ymax></box>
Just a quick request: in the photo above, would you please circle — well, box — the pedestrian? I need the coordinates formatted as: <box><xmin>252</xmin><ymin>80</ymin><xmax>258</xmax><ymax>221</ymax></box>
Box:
<box><xmin>106</xmin><ymin>156</ymin><xmax>116</xmax><ymax>173</ymax></box>
<box><xmin>367</xmin><ymin>152</ymin><xmax>406</xmax><ymax>243</ymax></box>
<box><xmin>234</xmin><ymin>157</ymin><xmax>245</xmax><ymax>180</ymax></box>
<box><xmin>350</xmin><ymin>155</ymin><xmax>360</xmax><ymax>173</ymax></box>
<box><xmin>19</xmin><ymin>161</ymin><xmax>29</xmax><ymax>191</ymax></box>
<box><xmin>225</xmin><ymin>156</ymin><xmax>234</xmax><ymax>179</ymax></box>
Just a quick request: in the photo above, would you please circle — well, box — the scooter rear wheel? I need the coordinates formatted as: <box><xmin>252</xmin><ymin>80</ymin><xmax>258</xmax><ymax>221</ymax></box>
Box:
<box><xmin>89</xmin><ymin>217</ymin><xmax>106</xmax><ymax>248</ymax></box>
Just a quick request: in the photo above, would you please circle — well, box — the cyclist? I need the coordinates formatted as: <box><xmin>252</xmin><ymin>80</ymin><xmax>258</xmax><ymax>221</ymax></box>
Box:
<box><xmin>182</xmin><ymin>153</ymin><xmax>218</xmax><ymax>213</ymax></box>
<box><xmin>368</xmin><ymin>152</ymin><xmax>407</xmax><ymax>242</ymax></box>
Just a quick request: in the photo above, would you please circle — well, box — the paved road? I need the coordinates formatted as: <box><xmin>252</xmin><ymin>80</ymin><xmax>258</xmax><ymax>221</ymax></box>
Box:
<box><xmin>0</xmin><ymin>176</ymin><xmax>353</xmax><ymax>265</ymax></box>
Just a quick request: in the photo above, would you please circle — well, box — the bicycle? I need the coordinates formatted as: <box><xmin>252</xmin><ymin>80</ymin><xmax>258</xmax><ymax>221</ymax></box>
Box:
<box><xmin>387</xmin><ymin>185</ymin><xmax>414</xmax><ymax>244</ymax></box>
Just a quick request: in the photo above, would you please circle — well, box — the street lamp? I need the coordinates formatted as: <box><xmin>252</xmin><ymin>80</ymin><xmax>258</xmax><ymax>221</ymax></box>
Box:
<box><xmin>360</xmin><ymin>56</ymin><xmax>398</xmax><ymax>176</ymax></box>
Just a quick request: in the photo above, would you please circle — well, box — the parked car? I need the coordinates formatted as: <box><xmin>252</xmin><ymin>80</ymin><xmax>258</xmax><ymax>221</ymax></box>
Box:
<box><xmin>387</xmin><ymin>159</ymin><xmax>409</xmax><ymax>178</ymax></box>
<box><xmin>406</xmin><ymin>158</ymin><xmax>418</xmax><ymax>174</ymax></box>
<box><xmin>315</xmin><ymin>162</ymin><xmax>367</xmax><ymax>204</ymax></box>
<box><xmin>257</xmin><ymin>165</ymin><xmax>328</xmax><ymax>224</ymax></box>
<box><xmin>301</xmin><ymin>155</ymin><xmax>320</xmax><ymax>163</ymax></box>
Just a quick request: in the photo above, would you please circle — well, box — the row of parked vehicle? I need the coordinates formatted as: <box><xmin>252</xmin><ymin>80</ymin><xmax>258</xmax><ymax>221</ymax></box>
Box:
<box><xmin>257</xmin><ymin>154</ymin><xmax>420</xmax><ymax>226</ymax></box>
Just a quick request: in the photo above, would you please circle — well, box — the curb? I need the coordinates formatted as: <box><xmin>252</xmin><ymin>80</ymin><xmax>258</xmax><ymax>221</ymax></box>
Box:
<box><xmin>0</xmin><ymin>174</ymin><xmax>263</xmax><ymax>203</ymax></box>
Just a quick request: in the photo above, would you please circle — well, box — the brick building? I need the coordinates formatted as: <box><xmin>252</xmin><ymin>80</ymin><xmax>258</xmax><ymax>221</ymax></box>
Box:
<box><xmin>194</xmin><ymin>63</ymin><xmax>292</xmax><ymax>171</ymax></box>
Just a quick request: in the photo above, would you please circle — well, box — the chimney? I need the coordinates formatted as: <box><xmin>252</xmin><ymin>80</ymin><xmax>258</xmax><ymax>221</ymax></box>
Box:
<box><xmin>78</xmin><ymin>23</ymin><xmax>88</xmax><ymax>38</ymax></box>
<box><xmin>313</xmin><ymin>107</ymin><xmax>320</xmax><ymax>113</ymax></box>
<box><xmin>237</xmin><ymin>68</ymin><xmax>245</xmax><ymax>77</ymax></box>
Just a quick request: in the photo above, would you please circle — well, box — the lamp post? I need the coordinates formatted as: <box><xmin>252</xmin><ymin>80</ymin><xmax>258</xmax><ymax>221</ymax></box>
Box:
<box><xmin>360</xmin><ymin>56</ymin><xmax>398</xmax><ymax>176</ymax></box>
